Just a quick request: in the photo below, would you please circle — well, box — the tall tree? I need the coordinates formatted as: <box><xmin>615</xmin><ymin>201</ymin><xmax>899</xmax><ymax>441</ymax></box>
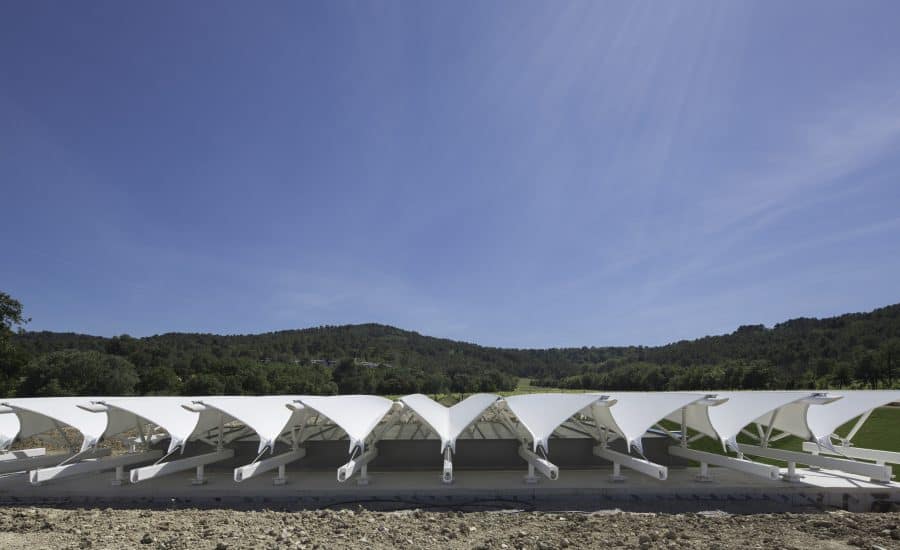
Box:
<box><xmin>0</xmin><ymin>291</ymin><xmax>29</xmax><ymax>352</ymax></box>
<box><xmin>855</xmin><ymin>352</ymin><xmax>879</xmax><ymax>388</ymax></box>
<box><xmin>0</xmin><ymin>292</ymin><xmax>30</xmax><ymax>396</ymax></box>
<box><xmin>879</xmin><ymin>338</ymin><xmax>899</xmax><ymax>388</ymax></box>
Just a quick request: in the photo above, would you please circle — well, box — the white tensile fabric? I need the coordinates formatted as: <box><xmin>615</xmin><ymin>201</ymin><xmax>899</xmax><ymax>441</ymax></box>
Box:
<box><xmin>194</xmin><ymin>395</ymin><xmax>308</xmax><ymax>454</ymax></box>
<box><xmin>504</xmin><ymin>393</ymin><xmax>613</xmax><ymax>453</ymax></box>
<box><xmin>295</xmin><ymin>395</ymin><xmax>395</xmax><ymax>453</ymax></box>
<box><xmin>1</xmin><ymin>391</ymin><xmax>896</xmax><ymax>465</ymax></box>
<box><xmin>597</xmin><ymin>392</ymin><xmax>708</xmax><ymax>455</ymax></box>
<box><xmin>675</xmin><ymin>391</ymin><xmax>818</xmax><ymax>451</ymax></box>
<box><xmin>732</xmin><ymin>391</ymin><xmax>842</xmax><ymax>444</ymax></box>
<box><xmin>400</xmin><ymin>393</ymin><xmax>498</xmax><ymax>453</ymax></box>
<box><xmin>97</xmin><ymin>396</ymin><xmax>219</xmax><ymax>454</ymax></box>
<box><xmin>805</xmin><ymin>390</ymin><xmax>900</xmax><ymax>448</ymax></box>
<box><xmin>0</xmin><ymin>412</ymin><xmax>21</xmax><ymax>450</ymax></box>
<box><xmin>1</xmin><ymin>397</ymin><xmax>109</xmax><ymax>452</ymax></box>
<box><xmin>663</xmin><ymin>399</ymin><xmax>721</xmax><ymax>441</ymax></box>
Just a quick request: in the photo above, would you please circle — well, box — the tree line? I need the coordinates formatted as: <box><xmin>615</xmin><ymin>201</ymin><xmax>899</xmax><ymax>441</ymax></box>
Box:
<box><xmin>2</xmin><ymin>290</ymin><xmax>899</xmax><ymax>397</ymax></box>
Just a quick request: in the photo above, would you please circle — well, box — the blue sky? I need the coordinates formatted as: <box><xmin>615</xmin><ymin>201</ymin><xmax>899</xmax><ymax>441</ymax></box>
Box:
<box><xmin>2</xmin><ymin>2</ymin><xmax>899</xmax><ymax>348</ymax></box>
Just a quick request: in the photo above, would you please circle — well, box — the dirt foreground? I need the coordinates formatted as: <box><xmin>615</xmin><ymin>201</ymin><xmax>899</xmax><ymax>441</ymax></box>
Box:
<box><xmin>0</xmin><ymin>507</ymin><xmax>898</xmax><ymax>550</ymax></box>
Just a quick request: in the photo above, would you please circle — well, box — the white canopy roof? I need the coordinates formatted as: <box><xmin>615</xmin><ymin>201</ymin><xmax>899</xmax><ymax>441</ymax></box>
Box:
<box><xmin>294</xmin><ymin>395</ymin><xmax>395</xmax><ymax>453</ymax></box>
<box><xmin>805</xmin><ymin>390</ymin><xmax>900</xmax><ymax>447</ymax></box>
<box><xmin>1</xmin><ymin>397</ymin><xmax>109</xmax><ymax>452</ymax></box>
<box><xmin>665</xmin><ymin>391</ymin><xmax>825</xmax><ymax>451</ymax></box>
<box><xmin>504</xmin><ymin>393</ymin><xmax>614</xmax><ymax>453</ymax></box>
<box><xmin>194</xmin><ymin>395</ymin><xmax>307</xmax><ymax>454</ymax></box>
<box><xmin>0</xmin><ymin>413</ymin><xmax>20</xmax><ymax>450</ymax></box>
<box><xmin>97</xmin><ymin>396</ymin><xmax>217</xmax><ymax>454</ymax></box>
<box><xmin>598</xmin><ymin>392</ymin><xmax>708</xmax><ymax>455</ymax></box>
<box><xmin>400</xmin><ymin>393</ymin><xmax>498</xmax><ymax>453</ymax></box>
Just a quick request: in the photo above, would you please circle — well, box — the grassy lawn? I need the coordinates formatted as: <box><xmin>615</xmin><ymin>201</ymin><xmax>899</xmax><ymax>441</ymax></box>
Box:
<box><xmin>834</xmin><ymin>406</ymin><xmax>900</xmax><ymax>452</ymax></box>
<box><xmin>498</xmin><ymin>378</ymin><xmax>592</xmax><ymax>397</ymax></box>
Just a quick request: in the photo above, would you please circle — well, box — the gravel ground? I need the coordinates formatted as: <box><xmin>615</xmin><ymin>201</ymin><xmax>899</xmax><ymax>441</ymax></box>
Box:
<box><xmin>0</xmin><ymin>507</ymin><xmax>898</xmax><ymax>550</ymax></box>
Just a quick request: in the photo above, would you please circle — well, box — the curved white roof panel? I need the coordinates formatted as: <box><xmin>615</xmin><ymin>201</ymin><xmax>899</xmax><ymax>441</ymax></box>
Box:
<box><xmin>295</xmin><ymin>395</ymin><xmax>394</xmax><ymax>452</ymax></box>
<box><xmin>98</xmin><ymin>396</ymin><xmax>217</xmax><ymax>454</ymax></box>
<box><xmin>2</xmin><ymin>397</ymin><xmax>108</xmax><ymax>452</ymax></box>
<box><xmin>0</xmin><ymin>410</ymin><xmax>21</xmax><ymax>450</ymax></box>
<box><xmin>677</xmin><ymin>391</ymin><xmax>819</xmax><ymax>451</ymax></box>
<box><xmin>806</xmin><ymin>390</ymin><xmax>900</xmax><ymax>447</ymax></box>
<box><xmin>195</xmin><ymin>395</ymin><xmax>308</xmax><ymax>454</ymax></box>
<box><xmin>598</xmin><ymin>392</ymin><xmax>707</xmax><ymax>455</ymax></box>
<box><xmin>400</xmin><ymin>393</ymin><xmax>498</xmax><ymax>453</ymax></box>
<box><xmin>663</xmin><ymin>399</ymin><xmax>721</xmax><ymax>441</ymax></box>
<box><xmin>504</xmin><ymin>393</ymin><xmax>613</xmax><ymax>453</ymax></box>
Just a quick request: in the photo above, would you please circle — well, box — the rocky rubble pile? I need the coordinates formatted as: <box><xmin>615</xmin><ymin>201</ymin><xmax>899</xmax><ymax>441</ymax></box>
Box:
<box><xmin>0</xmin><ymin>506</ymin><xmax>898</xmax><ymax>549</ymax></box>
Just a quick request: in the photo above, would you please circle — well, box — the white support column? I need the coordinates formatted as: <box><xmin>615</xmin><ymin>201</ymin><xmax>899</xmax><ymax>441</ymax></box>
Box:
<box><xmin>697</xmin><ymin>461</ymin><xmax>710</xmax><ymax>482</ymax></box>
<box><xmin>0</xmin><ymin>451</ymin><xmax>85</xmax><ymax>475</ymax></box>
<box><xmin>525</xmin><ymin>462</ymin><xmax>537</xmax><ymax>484</ymax></box>
<box><xmin>517</xmin><ymin>445</ymin><xmax>558</xmax><ymax>483</ymax></box>
<box><xmin>761</xmin><ymin>408</ymin><xmax>780</xmax><ymax>447</ymax></box>
<box><xmin>495</xmin><ymin>407</ymin><xmax>552</xmax><ymax>484</ymax></box>
<box><xmin>0</xmin><ymin>448</ymin><xmax>46</xmax><ymax>461</ymax></box>
<box><xmin>336</xmin><ymin>445</ymin><xmax>378</xmax><ymax>484</ymax></box>
<box><xmin>233</xmin><ymin>449</ymin><xmax>306</xmax><ymax>484</ymax></box>
<box><xmin>331</xmin><ymin>403</ymin><xmax>405</xmax><ymax>486</ymax></box>
<box><xmin>129</xmin><ymin>448</ymin><xmax>235</xmax><ymax>484</ymax></box>
<box><xmin>442</xmin><ymin>447</ymin><xmax>453</xmax><ymax>484</ymax></box>
<box><xmin>801</xmin><ymin>442</ymin><xmax>900</xmax><ymax>466</ymax></box>
<box><xmin>113</xmin><ymin>464</ymin><xmax>127</xmax><ymax>486</ymax></box>
<box><xmin>784</xmin><ymin>460</ymin><xmax>801</xmax><ymax>482</ymax></box>
<box><xmin>805</xmin><ymin>445</ymin><xmax>822</xmax><ymax>471</ymax></box>
<box><xmin>193</xmin><ymin>464</ymin><xmax>206</xmax><ymax>485</ymax></box>
<box><xmin>593</xmin><ymin>445</ymin><xmax>667</xmax><ymax>481</ymax></box>
<box><xmin>843</xmin><ymin>409</ymin><xmax>874</xmax><ymax>444</ymax></box>
<box><xmin>610</xmin><ymin>461</ymin><xmax>624</xmax><ymax>482</ymax></box>
<box><xmin>739</xmin><ymin>444</ymin><xmax>893</xmax><ymax>483</ymax></box>
<box><xmin>29</xmin><ymin>450</ymin><xmax>162</xmax><ymax>485</ymax></box>
<box><xmin>359</xmin><ymin>463</ymin><xmax>368</xmax><ymax>485</ymax></box>
<box><xmin>668</xmin><ymin>445</ymin><xmax>780</xmax><ymax>481</ymax></box>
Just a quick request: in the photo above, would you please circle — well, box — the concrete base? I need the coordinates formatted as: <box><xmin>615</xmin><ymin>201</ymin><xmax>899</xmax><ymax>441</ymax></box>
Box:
<box><xmin>0</xmin><ymin>465</ymin><xmax>897</xmax><ymax>513</ymax></box>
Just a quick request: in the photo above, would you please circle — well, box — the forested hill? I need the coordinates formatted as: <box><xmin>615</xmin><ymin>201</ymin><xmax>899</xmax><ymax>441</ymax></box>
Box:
<box><xmin>5</xmin><ymin>303</ymin><xmax>900</xmax><ymax>397</ymax></box>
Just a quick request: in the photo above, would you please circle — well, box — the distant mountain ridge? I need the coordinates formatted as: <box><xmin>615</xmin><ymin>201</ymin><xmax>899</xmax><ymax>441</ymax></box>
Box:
<box><xmin>8</xmin><ymin>303</ymin><xmax>900</xmax><ymax>395</ymax></box>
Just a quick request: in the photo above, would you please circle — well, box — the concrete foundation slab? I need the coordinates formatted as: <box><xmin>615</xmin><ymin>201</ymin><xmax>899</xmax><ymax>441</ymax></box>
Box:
<box><xmin>0</xmin><ymin>464</ymin><xmax>896</xmax><ymax>513</ymax></box>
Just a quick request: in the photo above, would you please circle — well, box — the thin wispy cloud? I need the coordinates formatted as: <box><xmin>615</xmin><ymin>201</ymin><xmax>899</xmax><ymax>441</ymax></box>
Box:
<box><xmin>2</xmin><ymin>2</ymin><xmax>899</xmax><ymax>347</ymax></box>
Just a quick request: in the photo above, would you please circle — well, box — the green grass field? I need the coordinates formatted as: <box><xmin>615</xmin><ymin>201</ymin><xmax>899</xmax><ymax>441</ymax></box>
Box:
<box><xmin>498</xmin><ymin>377</ymin><xmax>592</xmax><ymax>396</ymax></box>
